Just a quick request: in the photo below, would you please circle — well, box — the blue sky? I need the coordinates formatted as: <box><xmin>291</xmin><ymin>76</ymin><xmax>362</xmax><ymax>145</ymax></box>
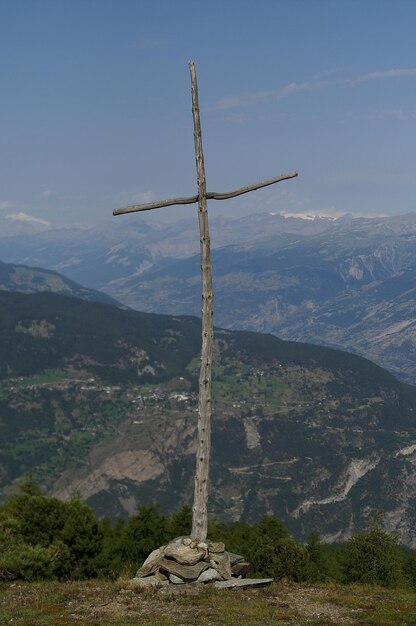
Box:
<box><xmin>1</xmin><ymin>0</ymin><xmax>416</xmax><ymax>228</ymax></box>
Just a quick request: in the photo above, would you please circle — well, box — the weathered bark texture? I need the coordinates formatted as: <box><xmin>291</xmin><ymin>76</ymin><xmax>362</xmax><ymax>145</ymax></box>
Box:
<box><xmin>189</xmin><ymin>60</ymin><xmax>212</xmax><ymax>541</ymax></box>
<box><xmin>113</xmin><ymin>194</ymin><xmax>199</xmax><ymax>215</ymax></box>
<box><xmin>113</xmin><ymin>172</ymin><xmax>298</xmax><ymax>216</ymax></box>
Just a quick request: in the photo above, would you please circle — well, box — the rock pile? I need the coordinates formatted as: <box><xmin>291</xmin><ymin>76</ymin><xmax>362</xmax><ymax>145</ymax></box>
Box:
<box><xmin>130</xmin><ymin>536</ymin><xmax>265</xmax><ymax>588</ymax></box>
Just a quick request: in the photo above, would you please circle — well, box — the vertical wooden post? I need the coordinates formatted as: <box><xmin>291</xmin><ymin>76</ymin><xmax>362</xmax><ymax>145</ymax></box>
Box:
<box><xmin>189</xmin><ymin>61</ymin><xmax>212</xmax><ymax>541</ymax></box>
<box><xmin>113</xmin><ymin>62</ymin><xmax>297</xmax><ymax>543</ymax></box>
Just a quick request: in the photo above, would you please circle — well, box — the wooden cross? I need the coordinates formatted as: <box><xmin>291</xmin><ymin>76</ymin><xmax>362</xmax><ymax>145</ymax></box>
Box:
<box><xmin>113</xmin><ymin>61</ymin><xmax>297</xmax><ymax>541</ymax></box>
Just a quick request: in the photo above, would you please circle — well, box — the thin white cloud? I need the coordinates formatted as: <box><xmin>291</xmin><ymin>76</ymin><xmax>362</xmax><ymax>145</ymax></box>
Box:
<box><xmin>343</xmin><ymin>108</ymin><xmax>410</xmax><ymax>122</ymax></box>
<box><xmin>40</xmin><ymin>189</ymin><xmax>55</xmax><ymax>198</ymax></box>
<box><xmin>347</xmin><ymin>68</ymin><xmax>416</xmax><ymax>85</ymax></box>
<box><xmin>0</xmin><ymin>201</ymin><xmax>16</xmax><ymax>210</ymax></box>
<box><xmin>115</xmin><ymin>190</ymin><xmax>157</xmax><ymax>209</ymax></box>
<box><xmin>311</xmin><ymin>67</ymin><xmax>351</xmax><ymax>80</ymax></box>
<box><xmin>208</xmin><ymin>80</ymin><xmax>328</xmax><ymax>111</ymax></box>
<box><xmin>208</xmin><ymin>67</ymin><xmax>416</xmax><ymax>113</ymax></box>
<box><xmin>6</xmin><ymin>212</ymin><xmax>51</xmax><ymax>226</ymax></box>
<box><xmin>129</xmin><ymin>191</ymin><xmax>156</xmax><ymax>204</ymax></box>
<box><xmin>381</xmin><ymin>109</ymin><xmax>406</xmax><ymax>120</ymax></box>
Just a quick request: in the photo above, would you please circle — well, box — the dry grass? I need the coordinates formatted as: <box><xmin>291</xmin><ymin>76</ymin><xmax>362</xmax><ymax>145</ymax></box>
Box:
<box><xmin>1</xmin><ymin>579</ymin><xmax>416</xmax><ymax>625</ymax></box>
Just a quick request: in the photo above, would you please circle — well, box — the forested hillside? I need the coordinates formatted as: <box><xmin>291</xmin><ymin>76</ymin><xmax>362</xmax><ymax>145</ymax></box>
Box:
<box><xmin>1</xmin><ymin>290</ymin><xmax>416</xmax><ymax>546</ymax></box>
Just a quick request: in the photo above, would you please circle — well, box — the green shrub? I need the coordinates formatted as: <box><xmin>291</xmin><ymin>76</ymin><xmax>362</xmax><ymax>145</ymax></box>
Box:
<box><xmin>94</xmin><ymin>517</ymin><xmax>127</xmax><ymax>579</ymax></box>
<box><xmin>119</xmin><ymin>504</ymin><xmax>168</xmax><ymax>574</ymax></box>
<box><xmin>2</xmin><ymin>485</ymin><xmax>103</xmax><ymax>579</ymax></box>
<box><xmin>248</xmin><ymin>536</ymin><xmax>309</xmax><ymax>581</ymax></box>
<box><xmin>166</xmin><ymin>504</ymin><xmax>192</xmax><ymax>539</ymax></box>
<box><xmin>342</xmin><ymin>518</ymin><xmax>404</xmax><ymax>587</ymax></box>
<box><xmin>6</xmin><ymin>491</ymin><xmax>67</xmax><ymax>547</ymax></box>
<box><xmin>402</xmin><ymin>550</ymin><xmax>416</xmax><ymax>589</ymax></box>
<box><xmin>59</xmin><ymin>496</ymin><xmax>104</xmax><ymax>579</ymax></box>
<box><xmin>0</xmin><ymin>512</ymin><xmax>62</xmax><ymax>581</ymax></box>
<box><xmin>302</xmin><ymin>532</ymin><xmax>331</xmax><ymax>582</ymax></box>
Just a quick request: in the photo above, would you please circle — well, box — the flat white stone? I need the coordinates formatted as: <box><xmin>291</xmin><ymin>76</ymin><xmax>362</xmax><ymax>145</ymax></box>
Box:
<box><xmin>164</xmin><ymin>543</ymin><xmax>204</xmax><ymax>565</ymax></box>
<box><xmin>169</xmin><ymin>573</ymin><xmax>185</xmax><ymax>584</ymax></box>
<box><xmin>214</xmin><ymin>578</ymin><xmax>274</xmax><ymax>590</ymax></box>
<box><xmin>136</xmin><ymin>545</ymin><xmax>165</xmax><ymax>577</ymax></box>
<box><xmin>209</xmin><ymin>552</ymin><xmax>231</xmax><ymax>580</ymax></box>
<box><xmin>129</xmin><ymin>576</ymin><xmax>169</xmax><ymax>588</ymax></box>
<box><xmin>197</xmin><ymin>567</ymin><xmax>222</xmax><ymax>583</ymax></box>
<box><xmin>159</xmin><ymin>557</ymin><xmax>208</xmax><ymax>581</ymax></box>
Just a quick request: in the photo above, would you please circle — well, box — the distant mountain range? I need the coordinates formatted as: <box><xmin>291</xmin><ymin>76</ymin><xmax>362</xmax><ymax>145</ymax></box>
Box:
<box><xmin>1</xmin><ymin>290</ymin><xmax>416</xmax><ymax>546</ymax></box>
<box><xmin>0</xmin><ymin>211</ymin><xmax>339</xmax><ymax>289</ymax></box>
<box><xmin>1</xmin><ymin>211</ymin><xmax>415</xmax><ymax>384</ymax></box>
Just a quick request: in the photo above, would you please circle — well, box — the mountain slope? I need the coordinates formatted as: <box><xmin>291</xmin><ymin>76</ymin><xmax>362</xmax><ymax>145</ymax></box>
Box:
<box><xmin>0</xmin><ymin>260</ymin><xmax>120</xmax><ymax>306</ymax></box>
<box><xmin>1</xmin><ymin>290</ymin><xmax>416</xmax><ymax>546</ymax></box>
<box><xmin>104</xmin><ymin>213</ymin><xmax>416</xmax><ymax>384</ymax></box>
<box><xmin>3</xmin><ymin>212</ymin><xmax>413</xmax><ymax>383</ymax></box>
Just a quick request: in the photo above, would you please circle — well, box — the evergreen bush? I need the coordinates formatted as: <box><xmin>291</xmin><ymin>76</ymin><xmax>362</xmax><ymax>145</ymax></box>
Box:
<box><xmin>1</xmin><ymin>480</ymin><xmax>415</xmax><ymax>587</ymax></box>
<box><xmin>342</xmin><ymin>516</ymin><xmax>404</xmax><ymax>587</ymax></box>
<box><xmin>0</xmin><ymin>512</ymin><xmax>62</xmax><ymax>581</ymax></box>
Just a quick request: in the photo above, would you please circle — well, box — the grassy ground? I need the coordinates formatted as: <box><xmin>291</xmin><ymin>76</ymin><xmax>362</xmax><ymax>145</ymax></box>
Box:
<box><xmin>1</xmin><ymin>580</ymin><xmax>416</xmax><ymax>625</ymax></box>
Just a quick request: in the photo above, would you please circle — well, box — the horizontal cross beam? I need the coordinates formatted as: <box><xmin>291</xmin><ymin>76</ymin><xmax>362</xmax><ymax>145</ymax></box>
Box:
<box><xmin>113</xmin><ymin>171</ymin><xmax>298</xmax><ymax>216</ymax></box>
